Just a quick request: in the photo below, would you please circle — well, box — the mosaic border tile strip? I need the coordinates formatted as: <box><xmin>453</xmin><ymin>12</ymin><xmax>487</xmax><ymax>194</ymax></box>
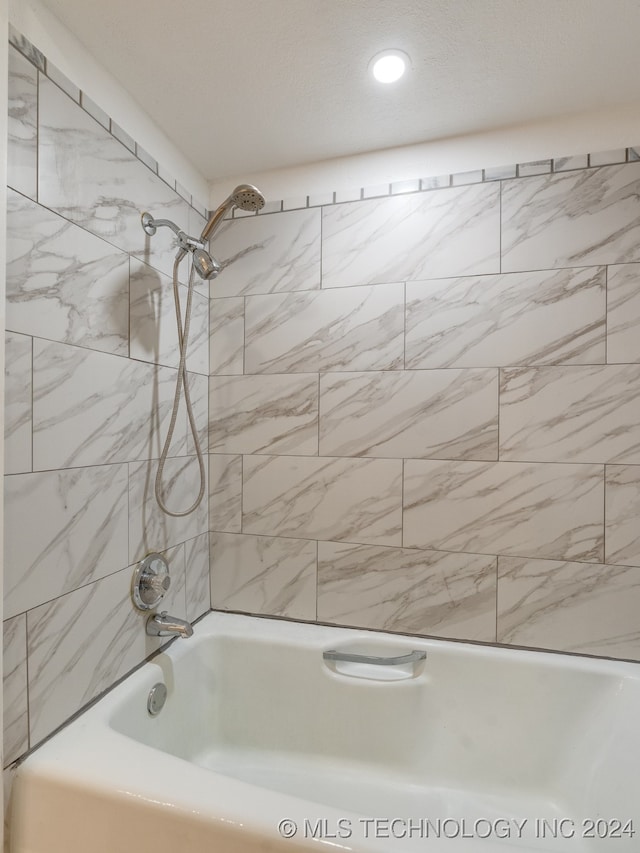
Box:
<box><xmin>10</xmin><ymin>25</ymin><xmax>640</xmax><ymax>224</ymax></box>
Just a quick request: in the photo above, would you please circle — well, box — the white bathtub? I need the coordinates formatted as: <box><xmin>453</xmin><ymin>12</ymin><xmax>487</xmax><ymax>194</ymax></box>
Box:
<box><xmin>8</xmin><ymin>612</ymin><xmax>640</xmax><ymax>852</ymax></box>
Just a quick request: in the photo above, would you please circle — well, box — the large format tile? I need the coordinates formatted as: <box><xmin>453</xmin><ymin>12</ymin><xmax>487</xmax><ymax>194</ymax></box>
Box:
<box><xmin>405</xmin><ymin>267</ymin><xmax>605</xmax><ymax>368</ymax></box>
<box><xmin>185</xmin><ymin>532</ymin><xmax>210</xmax><ymax>622</ymax></box>
<box><xmin>186</xmin><ymin>371</ymin><xmax>209</xmax><ymax>455</ymax></box>
<box><xmin>502</xmin><ymin>164</ymin><xmax>640</xmax><ymax>272</ymax></box>
<box><xmin>244</xmin><ymin>283</ymin><xmax>404</xmax><ymax>373</ymax></box>
<box><xmin>26</xmin><ymin>546</ymin><xmax>185</xmax><ymax>746</ymax></box>
<box><xmin>497</xmin><ymin>556</ymin><xmax>640</xmax><ymax>660</ymax></box>
<box><xmin>210</xmin><ymin>208</ymin><xmax>321</xmax><ymax>297</ymax></box>
<box><xmin>38</xmin><ymin>77</ymin><xmax>192</xmax><ymax>281</ymax></box>
<box><xmin>209</xmin><ymin>454</ymin><xmax>242</xmax><ymax>532</ymax></box>
<box><xmin>210</xmin><ymin>532</ymin><xmax>316</xmax><ymax>619</ymax></box>
<box><xmin>319</xmin><ymin>369</ymin><xmax>498</xmax><ymax>460</ymax></box>
<box><xmin>605</xmin><ymin>466</ymin><xmax>640</xmax><ymax>567</ymax></box>
<box><xmin>3</xmin><ymin>616</ymin><xmax>28</xmax><ymax>765</ymax></box>
<box><xmin>210</xmin><ymin>374</ymin><xmax>319</xmax><ymax>455</ymax></box>
<box><xmin>7</xmin><ymin>190</ymin><xmax>130</xmax><ymax>355</ymax></box>
<box><xmin>607</xmin><ymin>263</ymin><xmax>640</xmax><ymax>363</ymax></box>
<box><xmin>500</xmin><ymin>365</ymin><xmax>640</xmax><ymax>463</ymax></box>
<box><xmin>8</xmin><ymin>46</ymin><xmax>37</xmax><ymax>199</ymax></box>
<box><xmin>32</xmin><ymin>340</ymin><xmax>187</xmax><ymax>469</ymax></box>
<box><xmin>5</xmin><ymin>332</ymin><xmax>32</xmax><ymax>475</ymax></box>
<box><xmin>318</xmin><ymin>542</ymin><xmax>496</xmax><ymax>640</ymax></box>
<box><xmin>4</xmin><ymin>464</ymin><xmax>129</xmax><ymax>618</ymax></box>
<box><xmin>128</xmin><ymin>456</ymin><xmax>208</xmax><ymax>562</ymax></box>
<box><xmin>404</xmin><ymin>460</ymin><xmax>603</xmax><ymax>562</ymax></box>
<box><xmin>129</xmin><ymin>258</ymin><xmax>209</xmax><ymax>375</ymax></box>
<box><xmin>321</xmin><ymin>182</ymin><xmax>500</xmax><ymax>288</ymax></box>
<box><xmin>243</xmin><ymin>455</ymin><xmax>403</xmax><ymax>546</ymax></box>
<box><xmin>210</xmin><ymin>298</ymin><xmax>244</xmax><ymax>375</ymax></box>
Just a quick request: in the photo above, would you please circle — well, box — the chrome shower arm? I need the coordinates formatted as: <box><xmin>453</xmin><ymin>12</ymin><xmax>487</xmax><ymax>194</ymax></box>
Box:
<box><xmin>141</xmin><ymin>212</ymin><xmax>205</xmax><ymax>250</ymax></box>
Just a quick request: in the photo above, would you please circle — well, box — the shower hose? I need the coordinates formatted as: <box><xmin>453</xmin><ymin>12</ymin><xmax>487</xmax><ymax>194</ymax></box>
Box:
<box><xmin>155</xmin><ymin>252</ymin><xmax>206</xmax><ymax>516</ymax></box>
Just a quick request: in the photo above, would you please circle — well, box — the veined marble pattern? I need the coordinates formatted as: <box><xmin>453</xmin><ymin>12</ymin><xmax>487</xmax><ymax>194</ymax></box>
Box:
<box><xmin>244</xmin><ymin>283</ymin><xmax>404</xmax><ymax>373</ymax></box>
<box><xmin>243</xmin><ymin>455</ymin><xmax>402</xmax><ymax>545</ymax></box>
<box><xmin>319</xmin><ymin>369</ymin><xmax>498</xmax><ymax>460</ymax></box>
<box><xmin>321</xmin><ymin>182</ymin><xmax>500</xmax><ymax>288</ymax></box>
<box><xmin>210</xmin><ymin>208</ymin><xmax>321</xmax><ymax>297</ymax></box>
<box><xmin>26</xmin><ymin>546</ymin><xmax>186</xmax><ymax>746</ymax></box>
<box><xmin>128</xmin><ymin>456</ymin><xmax>208</xmax><ymax>562</ymax></box>
<box><xmin>500</xmin><ymin>365</ymin><xmax>640</xmax><ymax>463</ymax></box>
<box><xmin>607</xmin><ymin>263</ymin><xmax>640</xmax><ymax>363</ymax></box>
<box><xmin>8</xmin><ymin>46</ymin><xmax>37</xmax><ymax>199</ymax></box>
<box><xmin>9</xmin><ymin>26</ymin><xmax>45</xmax><ymax>70</ymax></box>
<box><xmin>4</xmin><ymin>465</ymin><xmax>128</xmax><ymax>619</ymax></box>
<box><xmin>404</xmin><ymin>460</ymin><xmax>604</xmax><ymax>562</ymax></box>
<box><xmin>605</xmin><ymin>466</ymin><xmax>640</xmax><ymax>567</ymax></box>
<box><xmin>185</xmin><ymin>533</ymin><xmax>211</xmax><ymax>622</ymax></box>
<box><xmin>7</xmin><ymin>189</ymin><xmax>130</xmax><ymax>355</ymax></box>
<box><xmin>3</xmin><ymin>615</ymin><xmax>28</xmax><ymax>765</ymax></box>
<box><xmin>405</xmin><ymin>268</ymin><xmax>606</xmax><ymax>368</ymax></box>
<box><xmin>38</xmin><ymin>77</ymin><xmax>192</xmax><ymax>281</ymax></box>
<box><xmin>502</xmin><ymin>164</ymin><xmax>640</xmax><ymax>272</ymax></box>
<box><xmin>209</xmin><ymin>374</ymin><xmax>319</xmax><ymax>455</ymax></box>
<box><xmin>317</xmin><ymin>542</ymin><xmax>496</xmax><ymax>640</ymax></box>
<box><xmin>32</xmin><ymin>340</ymin><xmax>187</xmax><ymax>470</ymax></box>
<box><xmin>129</xmin><ymin>258</ymin><xmax>209</xmax><ymax>375</ymax></box>
<box><xmin>210</xmin><ymin>297</ymin><xmax>244</xmax><ymax>375</ymax></box>
<box><xmin>5</xmin><ymin>332</ymin><xmax>32</xmax><ymax>476</ymax></box>
<box><xmin>497</xmin><ymin>556</ymin><xmax>640</xmax><ymax>660</ymax></box>
<box><xmin>210</xmin><ymin>532</ymin><xmax>316</xmax><ymax>619</ymax></box>
<box><xmin>186</xmin><ymin>372</ymin><xmax>209</xmax><ymax>455</ymax></box>
<box><xmin>209</xmin><ymin>455</ymin><xmax>242</xmax><ymax>532</ymax></box>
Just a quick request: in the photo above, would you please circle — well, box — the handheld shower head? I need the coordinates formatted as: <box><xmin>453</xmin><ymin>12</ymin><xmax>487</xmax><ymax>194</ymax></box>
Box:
<box><xmin>200</xmin><ymin>183</ymin><xmax>265</xmax><ymax>242</ymax></box>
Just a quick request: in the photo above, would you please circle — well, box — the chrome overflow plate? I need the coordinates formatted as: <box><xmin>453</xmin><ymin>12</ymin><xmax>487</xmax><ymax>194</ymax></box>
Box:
<box><xmin>147</xmin><ymin>683</ymin><xmax>167</xmax><ymax>716</ymax></box>
<box><xmin>132</xmin><ymin>553</ymin><xmax>171</xmax><ymax>611</ymax></box>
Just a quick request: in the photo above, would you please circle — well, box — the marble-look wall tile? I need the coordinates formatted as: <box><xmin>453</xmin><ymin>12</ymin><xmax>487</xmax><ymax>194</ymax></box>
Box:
<box><xmin>211</xmin><ymin>531</ymin><xmax>316</xmax><ymax>619</ymax></box>
<box><xmin>9</xmin><ymin>26</ymin><xmax>45</xmax><ymax>70</ymax></box>
<box><xmin>605</xmin><ymin>466</ymin><xmax>640</xmax><ymax>567</ymax></box>
<box><xmin>502</xmin><ymin>164</ymin><xmax>640</xmax><ymax>272</ymax></box>
<box><xmin>185</xmin><ymin>532</ymin><xmax>210</xmax><ymax>622</ymax></box>
<box><xmin>405</xmin><ymin>267</ymin><xmax>605</xmax><ymax>368</ymax></box>
<box><xmin>3</xmin><ymin>616</ymin><xmax>28</xmax><ymax>765</ymax></box>
<box><xmin>186</xmin><ymin>371</ymin><xmax>209</xmax><ymax>455</ymax></box>
<box><xmin>209</xmin><ymin>208</ymin><xmax>321</xmax><ymax>297</ymax></box>
<box><xmin>318</xmin><ymin>542</ymin><xmax>496</xmax><ymax>641</ymax></box>
<box><xmin>128</xmin><ymin>456</ymin><xmax>208</xmax><ymax>562</ymax></box>
<box><xmin>210</xmin><ymin>298</ymin><xmax>244</xmax><ymax>375</ymax></box>
<box><xmin>26</xmin><ymin>547</ymin><xmax>185</xmax><ymax>746</ymax></box>
<box><xmin>7</xmin><ymin>190</ymin><xmax>130</xmax><ymax>355</ymax></box>
<box><xmin>38</xmin><ymin>77</ymin><xmax>192</xmax><ymax>281</ymax></box>
<box><xmin>321</xmin><ymin>182</ymin><xmax>500</xmax><ymax>288</ymax></box>
<box><xmin>5</xmin><ymin>332</ymin><xmax>32</xmax><ymax>476</ymax></box>
<box><xmin>209</xmin><ymin>455</ymin><xmax>242</xmax><ymax>532</ymax></box>
<box><xmin>244</xmin><ymin>283</ymin><xmax>404</xmax><ymax>374</ymax></box>
<box><xmin>319</xmin><ymin>369</ymin><xmax>498</xmax><ymax>460</ymax></box>
<box><xmin>607</xmin><ymin>263</ymin><xmax>640</xmax><ymax>363</ymax></box>
<box><xmin>243</xmin><ymin>455</ymin><xmax>402</xmax><ymax>546</ymax></box>
<box><xmin>209</xmin><ymin>374</ymin><xmax>319</xmax><ymax>455</ymax></box>
<box><xmin>4</xmin><ymin>465</ymin><xmax>128</xmax><ymax>618</ymax></box>
<box><xmin>32</xmin><ymin>340</ymin><xmax>187</xmax><ymax>470</ymax></box>
<box><xmin>129</xmin><ymin>259</ymin><xmax>209</xmax><ymax>375</ymax></box>
<box><xmin>497</xmin><ymin>556</ymin><xmax>640</xmax><ymax>660</ymax></box>
<box><xmin>404</xmin><ymin>460</ymin><xmax>603</xmax><ymax>562</ymax></box>
<box><xmin>8</xmin><ymin>47</ymin><xmax>37</xmax><ymax>199</ymax></box>
<box><xmin>500</xmin><ymin>365</ymin><xmax>640</xmax><ymax>463</ymax></box>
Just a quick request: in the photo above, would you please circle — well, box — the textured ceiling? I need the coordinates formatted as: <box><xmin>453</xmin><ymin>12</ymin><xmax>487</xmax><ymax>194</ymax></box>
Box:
<box><xmin>39</xmin><ymin>0</ymin><xmax>640</xmax><ymax>181</ymax></box>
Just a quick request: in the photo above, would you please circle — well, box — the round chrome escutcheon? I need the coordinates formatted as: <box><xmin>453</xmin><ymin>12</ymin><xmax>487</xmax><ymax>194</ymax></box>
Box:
<box><xmin>147</xmin><ymin>683</ymin><xmax>167</xmax><ymax>716</ymax></box>
<box><xmin>132</xmin><ymin>552</ymin><xmax>171</xmax><ymax>611</ymax></box>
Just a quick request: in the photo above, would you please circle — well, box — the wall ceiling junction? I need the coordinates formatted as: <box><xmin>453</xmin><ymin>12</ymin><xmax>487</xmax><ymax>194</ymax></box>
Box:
<box><xmin>37</xmin><ymin>0</ymin><xmax>640</xmax><ymax>183</ymax></box>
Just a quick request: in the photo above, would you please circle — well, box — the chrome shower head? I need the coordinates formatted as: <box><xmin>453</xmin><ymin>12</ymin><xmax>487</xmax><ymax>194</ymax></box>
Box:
<box><xmin>200</xmin><ymin>183</ymin><xmax>265</xmax><ymax>242</ymax></box>
<box><xmin>192</xmin><ymin>247</ymin><xmax>221</xmax><ymax>281</ymax></box>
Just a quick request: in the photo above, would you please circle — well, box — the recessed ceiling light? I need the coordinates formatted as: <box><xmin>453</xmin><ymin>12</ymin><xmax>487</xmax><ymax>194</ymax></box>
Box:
<box><xmin>370</xmin><ymin>49</ymin><xmax>410</xmax><ymax>84</ymax></box>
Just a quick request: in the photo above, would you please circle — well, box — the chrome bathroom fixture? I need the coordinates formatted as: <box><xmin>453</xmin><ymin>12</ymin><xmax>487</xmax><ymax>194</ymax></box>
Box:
<box><xmin>140</xmin><ymin>183</ymin><xmax>264</xmax><ymax>517</ymax></box>
<box><xmin>132</xmin><ymin>553</ymin><xmax>172</xmax><ymax>611</ymax></box>
<box><xmin>147</xmin><ymin>682</ymin><xmax>168</xmax><ymax>716</ymax></box>
<box><xmin>146</xmin><ymin>611</ymin><xmax>194</xmax><ymax>639</ymax></box>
